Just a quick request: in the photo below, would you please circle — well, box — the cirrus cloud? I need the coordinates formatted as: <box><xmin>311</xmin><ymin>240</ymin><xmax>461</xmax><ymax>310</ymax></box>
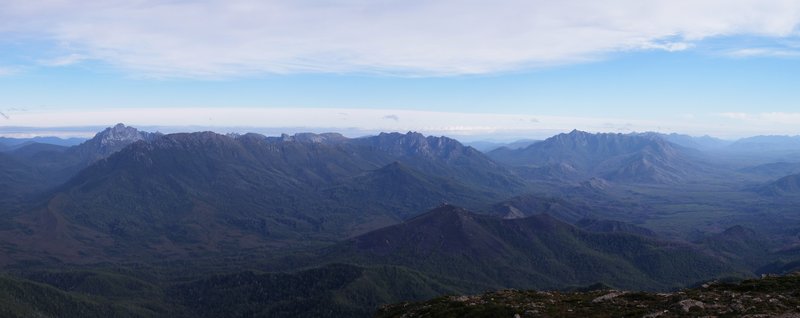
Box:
<box><xmin>1</xmin><ymin>0</ymin><xmax>800</xmax><ymax>78</ymax></box>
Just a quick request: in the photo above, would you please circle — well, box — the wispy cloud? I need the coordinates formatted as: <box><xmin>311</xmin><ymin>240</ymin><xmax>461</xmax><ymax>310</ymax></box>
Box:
<box><xmin>752</xmin><ymin>112</ymin><xmax>800</xmax><ymax>124</ymax></box>
<box><xmin>639</xmin><ymin>41</ymin><xmax>693</xmax><ymax>52</ymax></box>
<box><xmin>1</xmin><ymin>1</ymin><xmax>800</xmax><ymax>78</ymax></box>
<box><xmin>39</xmin><ymin>53</ymin><xmax>88</xmax><ymax>67</ymax></box>
<box><xmin>0</xmin><ymin>66</ymin><xmax>19</xmax><ymax>76</ymax></box>
<box><xmin>719</xmin><ymin>112</ymin><xmax>751</xmax><ymax>120</ymax></box>
<box><xmin>718</xmin><ymin>112</ymin><xmax>800</xmax><ymax>123</ymax></box>
<box><xmin>726</xmin><ymin>48</ymin><xmax>800</xmax><ymax>58</ymax></box>
<box><xmin>715</xmin><ymin>112</ymin><xmax>800</xmax><ymax>134</ymax></box>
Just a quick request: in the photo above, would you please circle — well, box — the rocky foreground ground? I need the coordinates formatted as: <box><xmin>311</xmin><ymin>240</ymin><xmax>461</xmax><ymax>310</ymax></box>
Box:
<box><xmin>376</xmin><ymin>273</ymin><xmax>800</xmax><ymax>317</ymax></box>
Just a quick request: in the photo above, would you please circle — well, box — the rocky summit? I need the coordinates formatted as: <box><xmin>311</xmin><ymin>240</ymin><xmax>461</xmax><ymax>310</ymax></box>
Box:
<box><xmin>377</xmin><ymin>273</ymin><xmax>800</xmax><ymax>318</ymax></box>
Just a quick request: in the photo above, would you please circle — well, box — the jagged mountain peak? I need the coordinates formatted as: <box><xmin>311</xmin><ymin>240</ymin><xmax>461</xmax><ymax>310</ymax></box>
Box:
<box><xmin>82</xmin><ymin>123</ymin><xmax>159</xmax><ymax>152</ymax></box>
<box><xmin>64</xmin><ymin>123</ymin><xmax>161</xmax><ymax>162</ymax></box>
<box><xmin>94</xmin><ymin>123</ymin><xmax>152</xmax><ymax>145</ymax></box>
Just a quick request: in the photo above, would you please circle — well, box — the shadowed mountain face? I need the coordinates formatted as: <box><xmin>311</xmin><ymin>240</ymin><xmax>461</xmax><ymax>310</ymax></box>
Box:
<box><xmin>699</xmin><ymin>225</ymin><xmax>769</xmax><ymax>268</ymax></box>
<box><xmin>488</xmin><ymin>130</ymin><xmax>698</xmax><ymax>183</ymax></box>
<box><xmin>1</xmin><ymin>130</ymin><xmax>526</xmax><ymax>263</ymax></box>
<box><xmin>0</xmin><ymin>153</ymin><xmax>48</xmax><ymax>206</ymax></box>
<box><xmin>758</xmin><ymin>173</ymin><xmax>800</xmax><ymax>196</ymax></box>
<box><xmin>326</xmin><ymin>205</ymin><xmax>731</xmax><ymax>291</ymax></box>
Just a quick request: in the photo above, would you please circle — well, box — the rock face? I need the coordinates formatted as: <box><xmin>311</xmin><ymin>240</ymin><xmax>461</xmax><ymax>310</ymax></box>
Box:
<box><xmin>76</xmin><ymin>123</ymin><xmax>161</xmax><ymax>158</ymax></box>
<box><xmin>377</xmin><ymin>273</ymin><xmax>800</xmax><ymax>318</ymax></box>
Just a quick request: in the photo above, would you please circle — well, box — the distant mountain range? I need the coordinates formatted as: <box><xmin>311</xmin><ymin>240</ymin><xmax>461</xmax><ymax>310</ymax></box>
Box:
<box><xmin>0</xmin><ymin>136</ymin><xmax>86</xmax><ymax>150</ymax></box>
<box><xmin>464</xmin><ymin>139</ymin><xmax>541</xmax><ymax>152</ymax></box>
<box><xmin>728</xmin><ymin>135</ymin><xmax>800</xmax><ymax>153</ymax></box>
<box><xmin>639</xmin><ymin>132</ymin><xmax>732</xmax><ymax>151</ymax></box>
<box><xmin>488</xmin><ymin>130</ymin><xmax>701</xmax><ymax>183</ymax></box>
<box><xmin>5</xmin><ymin>124</ymin><xmax>800</xmax><ymax>317</ymax></box>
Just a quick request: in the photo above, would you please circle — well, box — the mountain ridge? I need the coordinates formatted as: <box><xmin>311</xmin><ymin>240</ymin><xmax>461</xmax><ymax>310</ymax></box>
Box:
<box><xmin>0</xmin><ymin>129</ymin><xmax>527</xmax><ymax>264</ymax></box>
<box><xmin>488</xmin><ymin>130</ymin><xmax>699</xmax><ymax>183</ymax></box>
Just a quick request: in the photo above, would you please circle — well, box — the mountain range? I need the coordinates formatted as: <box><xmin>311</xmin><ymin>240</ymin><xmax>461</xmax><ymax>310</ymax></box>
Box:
<box><xmin>3</xmin><ymin>124</ymin><xmax>800</xmax><ymax>317</ymax></box>
<box><xmin>1</xmin><ymin>126</ymin><xmax>528</xmax><ymax>264</ymax></box>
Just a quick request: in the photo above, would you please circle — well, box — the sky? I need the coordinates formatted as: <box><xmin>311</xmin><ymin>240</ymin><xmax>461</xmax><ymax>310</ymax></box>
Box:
<box><xmin>1</xmin><ymin>0</ymin><xmax>800</xmax><ymax>140</ymax></box>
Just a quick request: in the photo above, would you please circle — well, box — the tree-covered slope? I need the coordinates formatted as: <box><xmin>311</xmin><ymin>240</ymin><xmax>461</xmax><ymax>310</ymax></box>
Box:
<box><xmin>323</xmin><ymin>205</ymin><xmax>734</xmax><ymax>291</ymax></box>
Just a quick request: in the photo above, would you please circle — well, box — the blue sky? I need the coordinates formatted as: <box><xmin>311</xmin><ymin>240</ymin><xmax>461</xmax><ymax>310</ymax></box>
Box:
<box><xmin>1</xmin><ymin>1</ymin><xmax>800</xmax><ymax>139</ymax></box>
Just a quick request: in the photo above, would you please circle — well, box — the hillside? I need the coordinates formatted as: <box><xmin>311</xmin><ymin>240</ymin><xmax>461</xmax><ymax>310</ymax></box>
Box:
<box><xmin>324</xmin><ymin>205</ymin><xmax>732</xmax><ymax>291</ymax></box>
<box><xmin>0</xmin><ymin>153</ymin><xmax>45</xmax><ymax>202</ymax></box>
<box><xmin>0</xmin><ymin>264</ymin><xmax>458</xmax><ymax>318</ymax></box>
<box><xmin>759</xmin><ymin>174</ymin><xmax>800</xmax><ymax>196</ymax></box>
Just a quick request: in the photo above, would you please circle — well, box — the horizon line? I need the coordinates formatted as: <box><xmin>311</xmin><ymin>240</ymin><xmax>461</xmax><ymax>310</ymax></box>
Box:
<box><xmin>3</xmin><ymin>124</ymin><xmax>797</xmax><ymax>142</ymax></box>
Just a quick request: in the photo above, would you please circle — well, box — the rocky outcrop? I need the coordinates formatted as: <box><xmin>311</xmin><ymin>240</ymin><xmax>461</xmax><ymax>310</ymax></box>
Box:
<box><xmin>377</xmin><ymin>273</ymin><xmax>800</xmax><ymax>318</ymax></box>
